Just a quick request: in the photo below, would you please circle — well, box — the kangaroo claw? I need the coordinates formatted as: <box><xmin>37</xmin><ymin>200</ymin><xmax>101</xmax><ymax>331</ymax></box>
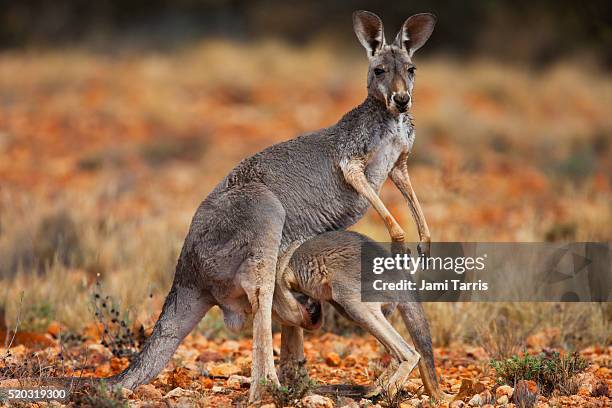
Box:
<box><xmin>417</xmin><ymin>241</ymin><xmax>430</xmax><ymax>258</ymax></box>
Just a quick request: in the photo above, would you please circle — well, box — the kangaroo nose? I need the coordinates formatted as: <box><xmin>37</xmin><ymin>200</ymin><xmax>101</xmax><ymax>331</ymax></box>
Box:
<box><xmin>392</xmin><ymin>93</ymin><xmax>410</xmax><ymax>109</ymax></box>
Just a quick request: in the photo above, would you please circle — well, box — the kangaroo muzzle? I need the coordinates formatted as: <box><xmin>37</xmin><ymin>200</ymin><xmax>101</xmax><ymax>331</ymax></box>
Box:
<box><xmin>292</xmin><ymin>291</ymin><xmax>323</xmax><ymax>330</ymax></box>
<box><xmin>392</xmin><ymin>92</ymin><xmax>411</xmax><ymax>112</ymax></box>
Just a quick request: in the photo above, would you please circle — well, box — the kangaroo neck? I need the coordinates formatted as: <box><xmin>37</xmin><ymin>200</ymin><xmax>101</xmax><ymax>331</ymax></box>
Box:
<box><xmin>334</xmin><ymin>95</ymin><xmax>413</xmax><ymax>157</ymax></box>
<box><xmin>345</xmin><ymin>94</ymin><xmax>395</xmax><ymax>127</ymax></box>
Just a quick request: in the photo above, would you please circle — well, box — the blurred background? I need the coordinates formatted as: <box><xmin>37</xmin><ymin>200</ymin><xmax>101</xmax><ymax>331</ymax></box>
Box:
<box><xmin>0</xmin><ymin>1</ymin><xmax>610</xmax><ymax>349</ymax></box>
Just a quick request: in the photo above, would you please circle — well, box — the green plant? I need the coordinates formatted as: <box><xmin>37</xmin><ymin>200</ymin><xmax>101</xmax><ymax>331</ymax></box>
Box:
<box><xmin>21</xmin><ymin>301</ymin><xmax>54</xmax><ymax>332</ymax></box>
<box><xmin>540</xmin><ymin>351</ymin><xmax>588</xmax><ymax>396</ymax></box>
<box><xmin>491</xmin><ymin>351</ymin><xmax>588</xmax><ymax>396</ymax></box>
<box><xmin>70</xmin><ymin>382</ymin><xmax>127</xmax><ymax>408</ymax></box>
<box><xmin>491</xmin><ymin>353</ymin><xmax>544</xmax><ymax>383</ymax></box>
<box><xmin>376</xmin><ymin>378</ymin><xmax>412</xmax><ymax>408</ymax></box>
<box><xmin>367</xmin><ymin>360</ymin><xmax>415</xmax><ymax>408</ymax></box>
<box><xmin>262</xmin><ymin>374</ymin><xmax>317</xmax><ymax>407</ymax></box>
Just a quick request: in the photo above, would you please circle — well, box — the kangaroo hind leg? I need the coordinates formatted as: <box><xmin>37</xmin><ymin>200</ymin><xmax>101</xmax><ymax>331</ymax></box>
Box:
<box><xmin>233</xmin><ymin>183</ymin><xmax>286</xmax><ymax>403</ymax></box>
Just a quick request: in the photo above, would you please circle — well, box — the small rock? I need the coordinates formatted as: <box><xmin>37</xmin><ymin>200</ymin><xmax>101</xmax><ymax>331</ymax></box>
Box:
<box><xmin>174</xmin><ymin>348</ymin><xmax>199</xmax><ymax>362</ymax></box>
<box><xmin>473</xmin><ymin>382</ymin><xmax>486</xmax><ymax>394</ymax></box>
<box><xmin>164</xmin><ymin>387</ymin><xmax>195</xmax><ymax>399</ymax></box>
<box><xmin>468</xmin><ymin>394</ymin><xmax>482</xmax><ymax>406</ymax></box>
<box><xmin>211</xmin><ymin>385</ymin><xmax>226</xmax><ymax>394</ymax></box>
<box><xmin>450</xmin><ymin>401</ymin><xmax>466</xmax><ymax>408</ymax></box>
<box><xmin>120</xmin><ymin>388</ymin><xmax>133</xmax><ymax>399</ymax></box>
<box><xmin>344</xmin><ymin>355</ymin><xmax>358</xmax><ymax>367</ymax></box>
<box><xmin>497</xmin><ymin>395</ymin><xmax>509</xmax><ymax>405</ymax></box>
<box><xmin>325</xmin><ymin>352</ymin><xmax>341</xmax><ymax>367</ymax></box>
<box><xmin>454</xmin><ymin>379</ymin><xmax>486</xmax><ymax>402</ymax></box>
<box><xmin>219</xmin><ymin>340</ymin><xmax>240</xmax><ymax>352</ymax></box>
<box><xmin>208</xmin><ymin>362</ymin><xmax>241</xmax><ymax>378</ymax></box>
<box><xmin>301</xmin><ymin>394</ymin><xmax>334</xmax><ymax>408</ymax></box>
<box><xmin>110</xmin><ymin>357</ymin><xmax>129</xmax><ymax>372</ymax></box>
<box><xmin>46</xmin><ymin>321</ymin><xmax>63</xmax><ymax>338</ymax></box>
<box><xmin>479</xmin><ymin>390</ymin><xmax>493</xmax><ymax>404</ymax></box>
<box><xmin>200</xmin><ymin>377</ymin><xmax>213</xmax><ymax>389</ymax></box>
<box><xmin>87</xmin><ymin>351</ymin><xmax>108</xmax><ymax>366</ymax></box>
<box><xmin>496</xmin><ymin>385</ymin><xmax>514</xmax><ymax>399</ymax></box>
<box><xmin>303</xmin><ymin>394</ymin><xmax>334</xmax><ymax>408</ymax></box>
<box><xmin>0</xmin><ymin>379</ymin><xmax>20</xmax><ymax>388</ymax></box>
<box><xmin>404</xmin><ymin>379</ymin><xmax>423</xmax><ymax>394</ymax></box>
<box><xmin>407</xmin><ymin>398</ymin><xmax>420</xmax><ymax>407</ymax></box>
<box><xmin>167</xmin><ymin>367</ymin><xmax>193</xmax><ymax>389</ymax></box>
<box><xmin>337</xmin><ymin>396</ymin><xmax>359</xmax><ymax>408</ymax></box>
<box><xmin>87</xmin><ymin>343</ymin><xmax>112</xmax><ymax>358</ymax></box>
<box><xmin>227</xmin><ymin>374</ymin><xmax>250</xmax><ymax>389</ymax></box>
<box><xmin>135</xmin><ymin>384</ymin><xmax>162</xmax><ymax>400</ymax></box>
<box><xmin>358</xmin><ymin>400</ymin><xmax>383</xmax><ymax>408</ymax></box>
<box><xmin>592</xmin><ymin>379</ymin><xmax>609</xmax><ymax>397</ymax></box>
<box><xmin>196</xmin><ymin>350</ymin><xmax>224</xmax><ymax>363</ymax></box>
<box><xmin>576</xmin><ymin>372</ymin><xmax>609</xmax><ymax>397</ymax></box>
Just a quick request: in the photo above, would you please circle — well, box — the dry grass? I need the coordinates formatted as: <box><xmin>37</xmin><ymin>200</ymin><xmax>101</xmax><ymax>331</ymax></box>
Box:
<box><xmin>0</xmin><ymin>40</ymin><xmax>610</xmax><ymax>348</ymax></box>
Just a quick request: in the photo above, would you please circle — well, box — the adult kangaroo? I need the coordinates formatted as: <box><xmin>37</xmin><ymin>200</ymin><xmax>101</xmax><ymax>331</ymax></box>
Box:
<box><xmin>111</xmin><ymin>11</ymin><xmax>436</xmax><ymax>402</ymax></box>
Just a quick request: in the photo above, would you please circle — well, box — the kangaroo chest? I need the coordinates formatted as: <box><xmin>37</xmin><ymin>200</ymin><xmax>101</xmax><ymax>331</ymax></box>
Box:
<box><xmin>365</xmin><ymin>114</ymin><xmax>414</xmax><ymax>190</ymax></box>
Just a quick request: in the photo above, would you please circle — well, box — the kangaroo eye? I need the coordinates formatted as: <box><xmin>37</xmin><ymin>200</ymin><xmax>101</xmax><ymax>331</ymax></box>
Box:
<box><xmin>373</xmin><ymin>67</ymin><xmax>385</xmax><ymax>76</ymax></box>
<box><xmin>407</xmin><ymin>66</ymin><xmax>416</xmax><ymax>75</ymax></box>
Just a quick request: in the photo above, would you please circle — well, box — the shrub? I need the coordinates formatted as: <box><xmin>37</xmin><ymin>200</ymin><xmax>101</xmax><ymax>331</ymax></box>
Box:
<box><xmin>92</xmin><ymin>280</ymin><xmax>145</xmax><ymax>359</ymax></box>
<box><xmin>491</xmin><ymin>350</ymin><xmax>588</xmax><ymax>396</ymax></box>
<box><xmin>70</xmin><ymin>382</ymin><xmax>127</xmax><ymax>408</ymax></box>
<box><xmin>262</xmin><ymin>374</ymin><xmax>317</xmax><ymax>407</ymax></box>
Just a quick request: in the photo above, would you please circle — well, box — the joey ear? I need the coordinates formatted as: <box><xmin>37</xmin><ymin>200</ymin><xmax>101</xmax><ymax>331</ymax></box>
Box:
<box><xmin>394</xmin><ymin>13</ymin><xmax>436</xmax><ymax>56</ymax></box>
<box><xmin>353</xmin><ymin>10</ymin><xmax>385</xmax><ymax>57</ymax></box>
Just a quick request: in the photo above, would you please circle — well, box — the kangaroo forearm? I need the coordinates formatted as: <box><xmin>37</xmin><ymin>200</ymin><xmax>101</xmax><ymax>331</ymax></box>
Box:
<box><xmin>342</xmin><ymin>159</ymin><xmax>405</xmax><ymax>242</ymax></box>
<box><xmin>390</xmin><ymin>159</ymin><xmax>430</xmax><ymax>243</ymax></box>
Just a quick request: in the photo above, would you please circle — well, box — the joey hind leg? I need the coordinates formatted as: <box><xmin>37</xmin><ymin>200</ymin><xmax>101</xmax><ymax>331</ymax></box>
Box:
<box><xmin>279</xmin><ymin>325</ymin><xmax>309</xmax><ymax>386</ymax></box>
<box><xmin>341</xmin><ymin>303</ymin><xmax>420</xmax><ymax>399</ymax></box>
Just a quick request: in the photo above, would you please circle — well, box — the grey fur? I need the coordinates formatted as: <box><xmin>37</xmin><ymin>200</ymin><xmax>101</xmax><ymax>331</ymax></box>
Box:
<box><xmin>274</xmin><ymin>231</ymin><xmax>449</xmax><ymax>401</ymax></box>
<box><xmin>108</xmin><ymin>10</ymin><xmax>436</xmax><ymax>403</ymax></box>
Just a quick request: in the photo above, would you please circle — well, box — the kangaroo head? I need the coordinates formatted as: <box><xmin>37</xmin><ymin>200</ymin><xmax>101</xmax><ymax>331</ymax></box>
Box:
<box><xmin>353</xmin><ymin>10</ymin><xmax>436</xmax><ymax>115</ymax></box>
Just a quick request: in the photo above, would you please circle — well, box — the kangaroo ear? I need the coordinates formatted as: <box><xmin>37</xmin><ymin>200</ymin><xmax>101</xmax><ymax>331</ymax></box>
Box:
<box><xmin>353</xmin><ymin>10</ymin><xmax>385</xmax><ymax>57</ymax></box>
<box><xmin>394</xmin><ymin>13</ymin><xmax>436</xmax><ymax>56</ymax></box>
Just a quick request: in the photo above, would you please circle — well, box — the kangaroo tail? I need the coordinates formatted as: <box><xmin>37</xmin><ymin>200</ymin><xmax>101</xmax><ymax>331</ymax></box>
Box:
<box><xmin>109</xmin><ymin>283</ymin><xmax>212</xmax><ymax>389</ymax></box>
<box><xmin>397</xmin><ymin>302</ymin><xmax>446</xmax><ymax>400</ymax></box>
